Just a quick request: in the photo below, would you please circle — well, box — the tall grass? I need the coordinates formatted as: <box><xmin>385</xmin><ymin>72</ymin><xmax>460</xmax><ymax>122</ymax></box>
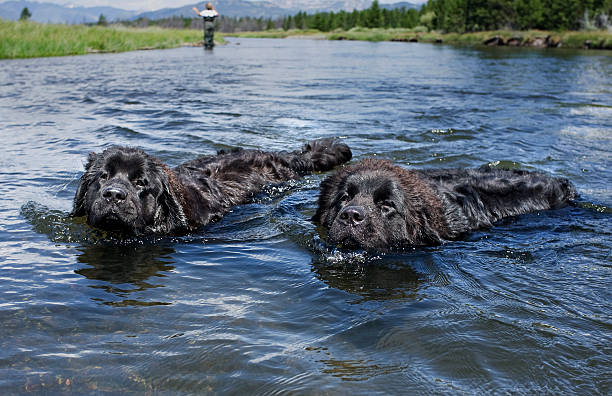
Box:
<box><xmin>327</xmin><ymin>27</ymin><xmax>416</xmax><ymax>42</ymax></box>
<box><xmin>560</xmin><ymin>30</ymin><xmax>612</xmax><ymax>49</ymax></box>
<box><xmin>3</xmin><ymin>19</ymin><xmax>610</xmax><ymax>59</ymax></box>
<box><xmin>429</xmin><ymin>30</ymin><xmax>612</xmax><ymax>49</ymax></box>
<box><xmin>0</xmin><ymin>19</ymin><xmax>223</xmax><ymax>59</ymax></box>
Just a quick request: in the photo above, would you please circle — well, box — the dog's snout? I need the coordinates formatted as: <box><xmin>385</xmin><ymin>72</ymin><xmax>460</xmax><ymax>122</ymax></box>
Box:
<box><xmin>102</xmin><ymin>186</ymin><xmax>127</xmax><ymax>201</ymax></box>
<box><xmin>339</xmin><ymin>205</ymin><xmax>366</xmax><ymax>226</ymax></box>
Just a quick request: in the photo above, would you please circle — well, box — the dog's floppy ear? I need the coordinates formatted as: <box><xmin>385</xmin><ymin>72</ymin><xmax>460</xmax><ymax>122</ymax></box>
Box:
<box><xmin>150</xmin><ymin>166</ymin><xmax>189</xmax><ymax>234</ymax></box>
<box><xmin>312</xmin><ymin>170</ymin><xmax>346</xmax><ymax>225</ymax></box>
<box><xmin>72</xmin><ymin>152</ymin><xmax>99</xmax><ymax>217</ymax></box>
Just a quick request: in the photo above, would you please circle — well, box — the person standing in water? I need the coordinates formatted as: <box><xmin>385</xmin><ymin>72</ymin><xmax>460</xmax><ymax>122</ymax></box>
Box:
<box><xmin>193</xmin><ymin>3</ymin><xmax>219</xmax><ymax>49</ymax></box>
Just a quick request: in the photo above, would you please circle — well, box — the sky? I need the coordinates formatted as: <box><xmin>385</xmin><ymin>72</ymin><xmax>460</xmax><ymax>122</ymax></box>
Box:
<box><xmin>1</xmin><ymin>0</ymin><xmax>427</xmax><ymax>12</ymax></box>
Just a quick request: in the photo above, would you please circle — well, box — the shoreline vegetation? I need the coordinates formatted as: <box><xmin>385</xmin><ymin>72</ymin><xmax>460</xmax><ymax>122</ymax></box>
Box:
<box><xmin>226</xmin><ymin>27</ymin><xmax>612</xmax><ymax>50</ymax></box>
<box><xmin>221</xmin><ymin>0</ymin><xmax>612</xmax><ymax>50</ymax></box>
<box><xmin>1</xmin><ymin>19</ymin><xmax>611</xmax><ymax>60</ymax></box>
<box><xmin>0</xmin><ymin>19</ymin><xmax>225</xmax><ymax>59</ymax></box>
<box><xmin>2</xmin><ymin>0</ymin><xmax>611</xmax><ymax>58</ymax></box>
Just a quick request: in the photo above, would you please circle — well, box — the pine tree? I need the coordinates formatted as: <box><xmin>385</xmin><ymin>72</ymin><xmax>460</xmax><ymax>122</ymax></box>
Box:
<box><xmin>97</xmin><ymin>14</ymin><xmax>107</xmax><ymax>26</ymax></box>
<box><xmin>19</xmin><ymin>7</ymin><xmax>32</xmax><ymax>21</ymax></box>
<box><xmin>365</xmin><ymin>0</ymin><xmax>383</xmax><ymax>28</ymax></box>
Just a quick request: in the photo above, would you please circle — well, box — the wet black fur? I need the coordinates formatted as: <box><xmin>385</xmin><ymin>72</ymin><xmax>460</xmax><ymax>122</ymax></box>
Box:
<box><xmin>313</xmin><ymin>159</ymin><xmax>577</xmax><ymax>250</ymax></box>
<box><xmin>72</xmin><ymin>138</ymin><xmax>351</xmax><ymax>235</ymax></box>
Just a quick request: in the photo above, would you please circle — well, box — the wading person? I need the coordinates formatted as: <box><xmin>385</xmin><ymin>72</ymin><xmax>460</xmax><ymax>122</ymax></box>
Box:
<box><xmin>193</xmin><ymin>3</ymin><xmax>219</xmax><ymax>49</ymax></box>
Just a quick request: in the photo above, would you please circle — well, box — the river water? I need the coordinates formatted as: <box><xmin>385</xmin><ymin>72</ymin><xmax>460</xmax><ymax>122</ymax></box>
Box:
<box><xmin>0</xmin><ymin>38</ymin><xmax>610</xmax><ymax>394</ymax></box>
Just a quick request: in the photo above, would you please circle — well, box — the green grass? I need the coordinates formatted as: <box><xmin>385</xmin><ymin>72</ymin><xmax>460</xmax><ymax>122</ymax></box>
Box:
<box><xmin>0</xmin><ymin>19</ymin><xmax>225</xmax><ymax>59</ymax></box>
<box><xmin>328</xmin><ymin>27</ymin><xmax>399</xmax><ymax>42</ymax></box>
<box><xmin>559</xmin><ymin>30</ymin><xmax>612</xmax><ymax>49</ymax></box>
<box><xmin>443</xmin><ymin>30</ymin><xmax>612</xmax><ymax>49</ymax></box>
<box><xmin>230</xmin><ymin>27</ymin><xmax>612</xmax><ymax>49</ymax></box>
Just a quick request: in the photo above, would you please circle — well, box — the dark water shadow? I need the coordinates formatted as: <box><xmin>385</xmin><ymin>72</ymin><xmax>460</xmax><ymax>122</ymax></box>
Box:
<box><xmin>308</xmin><ymin>235</ymin><xmax>444</xmax><ymax>302</ymax></box>
<box><xmin>20</xmin><ymin>201</ymin><xmax>103</xmax><ymax>243</ymax></box>
<box><xmin>312</xmin><ymin>258</ymin><xmax>422</xmax><ymax>302</ymax></box>
<box><xmin>74</xmin><ymin>242</ymin><xmax>177</xmax><ymax>307</ymax></box>
<box><xmin>75</xmin><ymin>243</ymin><xmax>176</xmax><ymax>286</ymax></box>
<box><xmin>21</xmin><ymin>201</ymin><xmax>182</xmax><ymax>306</ymax></box>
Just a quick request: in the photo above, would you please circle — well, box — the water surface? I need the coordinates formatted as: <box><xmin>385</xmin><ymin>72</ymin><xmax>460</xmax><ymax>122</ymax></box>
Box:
<box><xmin>0</xmin><ymin>39</ymin><xmax>611</xmax><ymax>394</ymax></box>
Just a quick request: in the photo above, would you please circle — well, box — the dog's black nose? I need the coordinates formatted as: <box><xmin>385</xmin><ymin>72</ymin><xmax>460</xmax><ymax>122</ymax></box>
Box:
<box><xmin>339</xmin><ymin>205</ymin><xmax>366</xmax><ymax>226</ymax></box>
<box><xmin>102</xmin><ymin>186</ymin><xmax>127</xmax><ymax>201</ymax></box>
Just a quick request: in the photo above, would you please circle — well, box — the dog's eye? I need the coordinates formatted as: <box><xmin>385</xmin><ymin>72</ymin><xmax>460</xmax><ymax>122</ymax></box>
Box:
<box><xmin>99</xmin><ymin>172</ymin><xmax>108</xmax><ymax>180</ymax></box>
<box><xmin>380</xmin><ymin>201</ymin><xmax>396</xmax><ymax>215</ymax></box>
<box><xmin>134</xmin><ymin>179</ymin><xmax>147</xmax><ymax>187</ymax></box>
<box><xmin>339</xmin><ymin>192</ymin><xmax>350</xmax><ymax>203</ymax></box>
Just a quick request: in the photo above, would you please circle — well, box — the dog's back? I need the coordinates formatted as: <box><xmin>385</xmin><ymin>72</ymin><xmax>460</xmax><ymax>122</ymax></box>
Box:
<box><xmin>173</xmin><ymin>138</ymin><xmax>352</xmax><ymax>229</ymax></box>
<box><xmin>420</xmin><ymin>167</ymin><xmax>578</xmax><ymax>236</ymax></box>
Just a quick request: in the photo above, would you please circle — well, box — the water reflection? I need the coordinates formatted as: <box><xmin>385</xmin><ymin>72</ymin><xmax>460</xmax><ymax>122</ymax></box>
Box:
<box><xmin>21</xmin><ymin>201</ymin><xmax>97</xmax><ymax>243</ymax></box>
<box><xmin>312</xmin><ymin>255</ymin><xmax>422</xmax><ymax>302</ymax></box>
<box><xmin>319</xmin><ymin>357</ymin><xmax>406</xmax><ymax>381</ymax></box>
<box><xmin>75</xmin><ymin>243</ymin><xmax>176</xmax><ymax>306</ymax></box>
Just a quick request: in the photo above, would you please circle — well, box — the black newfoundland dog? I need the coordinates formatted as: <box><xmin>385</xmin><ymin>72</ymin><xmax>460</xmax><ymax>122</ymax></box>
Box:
<box><xmin>72</xmin><ymin>138</ymin><xmax>351</xmax><ymax>235</ymax></box>
<box><xmin>313</xmin><ymin>159</ymin><xmax>577</xmax><ymax>250</ymax></box>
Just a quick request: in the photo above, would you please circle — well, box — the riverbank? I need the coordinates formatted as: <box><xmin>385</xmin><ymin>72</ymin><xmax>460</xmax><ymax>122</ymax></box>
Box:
<box><xmin>227</xmin><ymin>27</ymin><xmax>612</xmax><ymax>50</ymax></box>
<box><xmin>0</xmin><ymin>20</ymin><xmax>225</xmax><ymax>59</ymax></box>
<box><xmin>3</xmin><ymin>19</ymin><xmax>610</xmax><ymax>59</ymax></box>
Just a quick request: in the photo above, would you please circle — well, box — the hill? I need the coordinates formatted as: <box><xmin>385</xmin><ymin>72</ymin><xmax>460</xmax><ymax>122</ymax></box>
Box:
<box><xmin>0</xmin><ymin>0</ymin><xmax>419</xmax><ymax>24</ymax></box>
<box><xmin>138</xmin><ymin>1</ymin><xmax>418</xmax><ymax>19</ymax></box>
<box><xmin>0</xmin><ymin>1</ymin><xmax>136</xmax><ymax>23</ymax></box>
<box><xmin>137</xmin><ymin>0</ymin><xmax>289</xmax><ymax>20</ymax></box>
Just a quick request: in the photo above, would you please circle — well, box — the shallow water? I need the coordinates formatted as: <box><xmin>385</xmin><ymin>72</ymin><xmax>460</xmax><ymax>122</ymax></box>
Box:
<box><xmin>0</xmin><ymin>38</ymin><xmax>611</xmax><ymax>394</ymax></box>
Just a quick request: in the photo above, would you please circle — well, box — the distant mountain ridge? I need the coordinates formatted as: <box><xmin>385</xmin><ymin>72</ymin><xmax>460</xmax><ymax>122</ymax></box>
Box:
<box><xmin>133</xmin><ymin>0</ymin><xmax>419</xmax><ymax>20</ymax></box>
<box><xmin>0</xmin><ymin>0</ymin><xmax>137</xmax><ymax>23</ymax></box>
<box><xmin>0</xmin><ymin>0</ymin><xmax>419</xmax><ymax>23</ymax></box>
<box><xmin>137</xmin><ymin>0</ymin><xmax>288</xmax><ymax>20</ymax></box>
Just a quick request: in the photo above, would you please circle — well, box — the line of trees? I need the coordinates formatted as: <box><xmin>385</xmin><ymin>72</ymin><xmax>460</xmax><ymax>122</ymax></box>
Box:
<box><xmin>276</xmin><ymin>3</ymin><xmax>421</xmax><ymax>32</ymax></box>
<box><xmin>223</xmin><ymin>0</ymin><xmax>612</xmax><ymax>33</ymax></box>
<box><xmin>419</xmin><ymin>0</ymin><xmax>612</xmax><ymax>32</ymax></box>
<box><xmin>107</xmin><ymin>0</ymin><xmax>612</xmax><ymax>33</ymax></box>
<box><xmin>122</xmin><ymin>16</ymin><xmax>271</xmax><ymax>31</ymax></box>
<box><xmin>113</xmin><ymin>2</ymin><xmax>419</xmax><ymax>32</ymax></box>
<box><xmin>119</xmin><ymin>4</ymin><xmax>421</xmax><ymax>33</ymax></box>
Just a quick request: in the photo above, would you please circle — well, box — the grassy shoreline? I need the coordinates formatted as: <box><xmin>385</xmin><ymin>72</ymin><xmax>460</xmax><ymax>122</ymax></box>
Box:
<box><xmin>0</xmin><ymin>20</ymin><xmax>225</xmax><ymax>59</ymax></box>
<box><xmin>227</xmin><ymin>27</ymin><xmax>612</xmax><ymax>50</ymax></box>
<box><xmin>2</xmin><ymin>19</ymin><xmax>611</xmax><ymax>59</ymax></box>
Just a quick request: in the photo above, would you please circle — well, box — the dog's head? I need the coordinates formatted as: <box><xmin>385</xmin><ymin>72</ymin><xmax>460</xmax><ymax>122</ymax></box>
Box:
<box><xmin>313</xmin><ymin>159</ymin><xmax>447</xmax><ymax>250</ymax></box>
<box><xmin>72</xmin><ymin>147</ymin><xmax>187</xmax><ymax>235</ymax></box>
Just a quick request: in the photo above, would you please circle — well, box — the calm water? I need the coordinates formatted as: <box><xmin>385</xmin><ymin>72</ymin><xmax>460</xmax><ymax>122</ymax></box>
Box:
<box><xmin>0</xmin><ymin>38</ymin><xmax>611</xmax><ymax>394</ymax></box>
